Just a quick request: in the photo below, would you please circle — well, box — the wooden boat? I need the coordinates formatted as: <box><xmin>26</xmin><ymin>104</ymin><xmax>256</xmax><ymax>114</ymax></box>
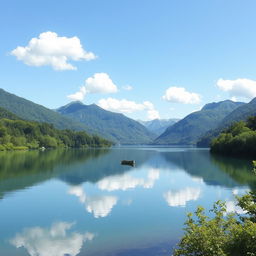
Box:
<box><xmin>121</xmin><ymin>160</ymin><xmax>135</xmax><ymax>166</ymax></box>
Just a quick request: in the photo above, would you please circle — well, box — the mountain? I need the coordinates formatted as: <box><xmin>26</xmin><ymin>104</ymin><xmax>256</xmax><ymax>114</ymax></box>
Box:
<box><xmin>139</xmin><ymin>118</ymin><xmax>180</xmax><ymax>136</ymax></box>
<box><xmin>0</xmin><ymin>89</ymin><xmax>88</xmax><ymax>131</ymax></box>
<box><xmin>57</xmin><ymin>101</ymin><xmax>155</xmax><ymax>144</ymax></box>
<box><xmin>154</xmin><ymin>100</ymin><xmax>244</xmax><ymax>145</ymax></box>
<box><xmin>0</xmin><ymin>107</ymin><xmax>19</xmax><ymax>120</ymax></box>
<box><xmin>197</xmin><ymin>98</ymin><xmax>256</xmax><ymax>147</ymax></box>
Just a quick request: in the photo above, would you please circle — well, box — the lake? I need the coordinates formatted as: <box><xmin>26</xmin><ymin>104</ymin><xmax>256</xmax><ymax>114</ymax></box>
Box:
<box><xmin>0</xmin><ymin>147</ymin><xmax>254</xmax><ymax>256</ymax></box>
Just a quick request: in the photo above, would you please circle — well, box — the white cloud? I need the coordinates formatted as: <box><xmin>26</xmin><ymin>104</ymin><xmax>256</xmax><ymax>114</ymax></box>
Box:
<box><xmin>163</xmin><ymin>87</ymin><xmax>201</xmax><ymax>104</ymax></box>
<box><xmin>97</xmin><ymin>97</ymin><xmax>160</xmax><ymax>120</ymax></box>
<box><xmin>68</xmin><ymin>73</ymin><xmax>118</xmax><ymax>101</ymax></box>
<box><xmin>11</xmin><ymin>31</ymin><xmax>96</xmax><ymax>70</ymax></box>
<box><xmin>97</xmin><ymin>169</ymin><xmax>160</xmax><ymax>191</ymax></box>
<box><xmin>68</xmin><ymin>186</ymin><xmax>118</xmax><ymax>218</ymax></box>
<box><xmin>10</xmin><ymin>222</ymin><xmax>94</xmax><ymax>256</ymax></box>
<box><xmin>163</xmin><ymin>187</ymin><xmax>201</xmax><ymax>207</ymax></box>
<box><xmin>122</xmin><ymin>85</ymin><xmax>133</xmax><ymax>91</ymax></box>
<box><xmin>217</xmin><ymin>78</ymin><xmax>256</xmax><ymax>101</ymax></box>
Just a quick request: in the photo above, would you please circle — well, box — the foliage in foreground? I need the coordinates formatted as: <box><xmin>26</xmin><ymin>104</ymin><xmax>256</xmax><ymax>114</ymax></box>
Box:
<box><xmin>174</xmin><ymin>169</ymin><xmax>256</xmax><ymax>256</ymax></box>
<box><xmin>0</xmin><ymin>118</ymin><xmax>112</xmax><ymax>150</ymax></box>
<box><xmin>210</xmin><ymin>116</ymin><xmax>256</xmax><ymax>157</ymax></box>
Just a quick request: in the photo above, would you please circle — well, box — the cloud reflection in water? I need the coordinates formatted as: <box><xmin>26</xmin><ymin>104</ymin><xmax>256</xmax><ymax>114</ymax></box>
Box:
<box><xmin>68</xmin><ymin>186</ymin><xmax>118</xmax><ymax>218</ymax></box>
<box><xmin>97</xmin><ymin>168</ymin><xmax>160</xmax><ymax>191</ymax></box>
<box><xmin>10</xmin><ymin>222</ymin><xmax>94</xmax><ymax>256</ymax></box>
<box><xmin>163</xmin><ymin>187</ymin><xmax>201</xmax><ymax>207</ymax></box>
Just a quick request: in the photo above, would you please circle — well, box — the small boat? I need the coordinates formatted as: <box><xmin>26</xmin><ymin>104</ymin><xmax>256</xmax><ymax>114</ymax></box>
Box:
<box><xmin>121</xmin><ymin>160</ymin><xmax>135</xmax><ymax>166</ymax></box>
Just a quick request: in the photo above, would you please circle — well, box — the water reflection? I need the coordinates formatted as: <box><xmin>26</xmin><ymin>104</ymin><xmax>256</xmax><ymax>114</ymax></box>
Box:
<box><xmin>0</xmin><ymin>149</ymin><xmax>109</xmax><ymax>198</ymax></box>
<box><xmin>163</xmin><ymin>187</ymin><xmax>201</xmax><ymax>207</ymax></box>
<box><xmin>0</xmin><ymin>148</ymin><xmax>253</xmax><ymax>201</ymax></box>
<box><xmin>225</xmin><ymin>201</ymin><xmax>245</xmax><ymax>215</ymax></box>
<box><xmin>10</xmin><ymin>222</ymin><xmax>94</xmax><ymax>256</ymax></box>
<box><xmin>97</xmin><ymin>168</ymin><xmax>160</xmax><ymax>191</ymax></box>
<box><xmin>0</xmin><ymin>147</ymin><xmax>254</xmax><ymax>256</ymax></box>
<box><xmin>210</xmin><ymin>154</ymin><xmax>256</xmax><ymax>190</ymax></box>
<box><xmin>68</xmin><ymin>186</ymin><xmax>118</xmax><ymax>218</ymax></box>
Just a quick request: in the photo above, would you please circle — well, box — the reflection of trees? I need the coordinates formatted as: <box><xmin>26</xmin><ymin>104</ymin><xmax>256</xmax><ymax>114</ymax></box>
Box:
<box><xmin>58</xmin><ymin>148</ymin><xmax>153</xmax><ymax>185</ymax></box>
<box><xmin>210</xmin><ymin>154</ymin><xmax>256</xmax><ymax>191</ymax></box>
<box><xmin>0</xmin><ymin>149</ymin><xmax>109</xmax><ymax>198</ymax></box>
<box><xmin>0</xmin><ymin>148</ymin><xmax>153</xmax><ymax>199</ymax></box>
<box><xmin>161</xmin><ymin>149</ymin><xmax>240</xmax><ymax>188</ymax></box>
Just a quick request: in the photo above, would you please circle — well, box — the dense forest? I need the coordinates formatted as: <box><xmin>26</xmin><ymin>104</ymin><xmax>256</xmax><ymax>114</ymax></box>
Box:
<box><xmin>0</xmin><ymin>108</ymin><xmax>112</xmax><ymax>150</ymax></box>
<box><xmin>210</xmin><ymin>116</ymin><xmax>256</xmax><ymax>157</ymax></box>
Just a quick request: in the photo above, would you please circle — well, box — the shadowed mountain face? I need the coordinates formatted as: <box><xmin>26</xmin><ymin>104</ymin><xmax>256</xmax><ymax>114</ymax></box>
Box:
<box><xmin>139</xmin><ymin>119</ymin><xmax>179</xmax><ymax>136</ymax></box>
<box><xmin>154</xmin><ymin>100</ymin><xmax>244</xmax><ymax>145</ymax></box>
<box><xmin>0</xmin><ymin>89</ymin><xmax>88</xmax><ymax>131</ymax></box>
<box><xmin>197</xmin><ymin>98</ymin><xmax>256</xmax><ymax>147</ymax></box>
<box><xmin>57</xmin><ymin>101</ymin><xmax>155</xmax><ymax>144</ymax></box>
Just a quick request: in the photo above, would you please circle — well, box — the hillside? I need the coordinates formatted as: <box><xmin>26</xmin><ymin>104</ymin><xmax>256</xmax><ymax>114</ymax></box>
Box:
<box><xmin>197</xmin><ymin>98</ymin><xmax>256</xmax><ymax>147</ymax></box>
<box><xmin>57</xmin><ymin>101</ymin><xmax>155</xmax><ymax>144</ymax></box>
<box><xmin>210</xmin><ymin>116</ymin><xmax>256</xmax><ymax>157</ymax></box>
<box><xmin>154</xmin><ymin>100</ymin><xmax>244</xmax><ymax>145</ymax></box>
<box><xmin>0</xmin><ymin>107</ymin><xmax>19</xmax><ymax>120</ymax></box>
<box><xmin>0</xmin><ymin>89</ymin><xmax>88</xmax><ymax>131</ymax></box>
<box><xmin>139</xmin><ymin>118</ymin><xmax>179</xmax><ymax>136</ymax></box>
<box><xmin>0</xmin><ymin>116</ymin><xmax>111</xmax><ymax>150</ymax></box>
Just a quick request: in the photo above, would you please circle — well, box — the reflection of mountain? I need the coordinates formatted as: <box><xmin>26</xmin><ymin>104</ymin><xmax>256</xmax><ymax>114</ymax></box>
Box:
<box><xmin>210</xmin><ymin>154</ymin><xmax>256</xmax><ymax>191</ymax></box>
<box><xmin>0</xmin><ymin>148</ymin><xmax>153</xmax><ymax>199</ymax></box>
<box><xmin>163</xmin><ymin>187</ymin><xmax>201</xmax><ymax>207</ymax></box>
<box><xmin>58</xmin><ymin>148</ymin><xmax>154</xmax><ymax>185</ymax></box>
<box><xmin>161</xmin><ymin>149</ymin><xmax>243</xmax><ymax>188</ymax></box>
<box><xmin>0</xmin><ymin>147</ymin><xmax>253</xmax><ymax>201</ymax></box>
<box><xmin>0</xmin><ymin>149</ymin><xmax>109</xmax><ymax>198</ymax></box>
<box><xmin>10</xmin><ymin>222</ymin><xmax>94</xmax><ymax>256</ymax></box>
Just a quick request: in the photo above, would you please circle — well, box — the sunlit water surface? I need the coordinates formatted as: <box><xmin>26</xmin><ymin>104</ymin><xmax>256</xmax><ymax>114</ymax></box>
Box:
<box><xmin>0</xmin><ymin>147</ymin><xmax>254</xmax><ymax>256</ymax></box>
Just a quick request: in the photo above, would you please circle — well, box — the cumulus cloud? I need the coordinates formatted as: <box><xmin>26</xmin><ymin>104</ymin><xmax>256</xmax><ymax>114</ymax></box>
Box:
<box><xmin>68</xmin><ymin>186</ymin><xmax>118</xmax><ymax>218</ymax></box>
<box><xmin>162</xmin><ymin>87</ymin><xmax>201</xmax><ymax>104</ymax></box>
<box><xmin>97</xmin><ymin>169</ymin><xmax>160</xmax><ymax>191</ymax></box>
<box><xmin>217</xmin><ymin>78</ymin><xmax>256</xmax><ymax>101</ymax></box>
<box><xmin>11</xmin><ymin>31</ymin><xmax>96</xmax><ymax>70</ymax></box>
<box><xmin>163</xmin><ymin>187</ymin><xmax>201</xmax><ymax>207</ymax></box>
<box><xmin>68</xmin><ymin>73</ymin><xmax>118</xmax><ymax>101</ymax></box>
<box><xmin>10</xmin><ymin>222</ymin><xmax>94</xmax><ymax>256</ymax></box>
<box><xmin>97</xmin><ymin>98</ymin><xmax>160</xmax><ymax>120</ymax></box>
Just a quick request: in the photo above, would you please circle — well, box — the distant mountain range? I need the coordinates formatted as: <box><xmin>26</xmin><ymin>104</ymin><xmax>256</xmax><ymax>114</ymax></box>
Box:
<box><xmin>154</xmin><ymin>100</ymin><xmax>244</xmax><ymax>145</ymax></box>
<box><xmin>0</xmin><ymin>89</ymin><xmax>154</xmax><ymax>144</ymax></box>
<box><xmin>0</xmin><ymin>89</ymin><xmax>88</xmax><ymax>131</ymax></box>
<box><xmin>139</xmin><ymin>118</ymin><xmax>180</xmax><ymax>136</ymax></box>
<box><xmin>56</xmin><ymin>101</ymin><xmax>155</xmax><ymax>144</ymax></box>
<box><xmin>197</xmin><ymin>98</ymin><xmax>256</xmax><ymax>147</ymax></box>
<box><xmin>1</xmin><ymin>88</ymin><xmax>255</xmax><ymax>146</ymax></box>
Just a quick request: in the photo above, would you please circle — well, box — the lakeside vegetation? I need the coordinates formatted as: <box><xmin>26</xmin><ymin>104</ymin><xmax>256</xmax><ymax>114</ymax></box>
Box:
<box><xmin>0</xmin><ymin>117</ymin><xmax>112</xmax><ymax>150</ymax></box>
<box><xmin>210</xmin><ymin>116</ymin><xmax>256</xmax><ymax>157</ymax></box>
<box><xmin>174</xmin><ymin>189</ymin><xmax>256</xmax><ymax>256</ymax></box>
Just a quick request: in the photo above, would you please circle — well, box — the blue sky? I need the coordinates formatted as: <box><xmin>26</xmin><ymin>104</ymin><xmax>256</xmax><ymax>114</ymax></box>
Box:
<box><xmin>1</xmin><ymin>0</ymin><xmax>256</xmax><ymax>120</ymax></box>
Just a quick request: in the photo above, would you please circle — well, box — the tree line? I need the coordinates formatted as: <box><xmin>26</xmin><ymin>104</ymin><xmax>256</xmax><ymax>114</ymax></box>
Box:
<box><xmin>210</xmin><ymin>116</ymin><xmax>256</xmax><ymax>157</ymax></box>
<box><xmin>0</xmin><ymin>118</ymin><xmax>112</xmax><ymax>150</ymax></box>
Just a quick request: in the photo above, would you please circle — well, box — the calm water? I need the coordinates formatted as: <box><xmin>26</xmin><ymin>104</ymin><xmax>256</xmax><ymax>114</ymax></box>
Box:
<box><xmin>0</xmin><ymin>147</ymin><xmax>255</xmax><ymax>256</ymax></box>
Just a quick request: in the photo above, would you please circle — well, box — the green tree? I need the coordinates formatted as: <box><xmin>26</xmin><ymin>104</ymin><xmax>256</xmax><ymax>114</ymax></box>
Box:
<box><xmin>174</xmin><ymin>189</ymin><xmax>256</xmax><ymax>256</ymax></box>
